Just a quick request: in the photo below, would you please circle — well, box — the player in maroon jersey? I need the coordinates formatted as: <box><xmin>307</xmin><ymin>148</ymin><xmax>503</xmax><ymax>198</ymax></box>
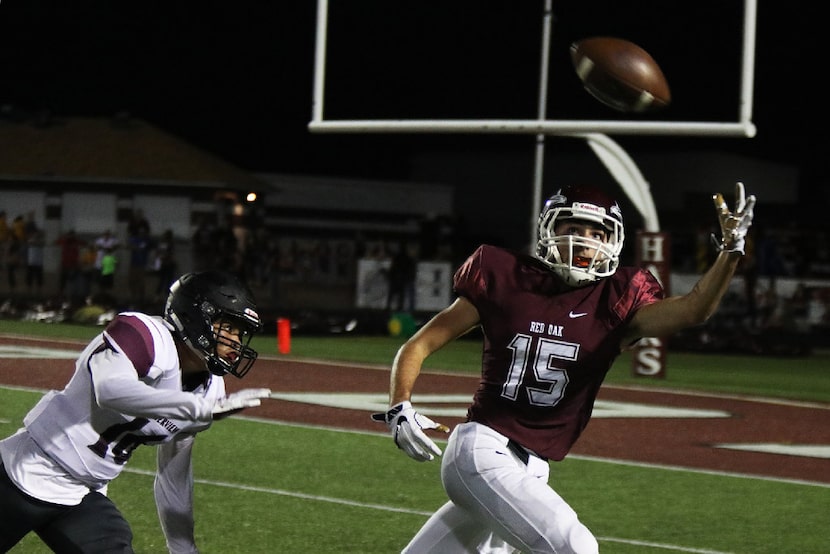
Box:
<box><xmin>373</xmin><ymin>183</ymin><xmax>755</xmax><ymax>553</ymax></box>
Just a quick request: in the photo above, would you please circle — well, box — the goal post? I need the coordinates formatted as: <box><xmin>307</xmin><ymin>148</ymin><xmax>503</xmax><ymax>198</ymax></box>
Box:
<box><xmin>308</xmin><ymin>0</ymin><xmax>758</xmax><ymax>378</ymax></box>
<box><xmin>309</xmin><ymin>0</ymin><xmax>758</xmax><ymax>139</ymax></box>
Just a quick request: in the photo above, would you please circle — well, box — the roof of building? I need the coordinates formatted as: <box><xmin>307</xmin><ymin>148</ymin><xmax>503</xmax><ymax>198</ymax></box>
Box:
<box><xmin>0</xmin><ymin>111</ymin><xmax>264</xmax><ymax>191</ymax></box>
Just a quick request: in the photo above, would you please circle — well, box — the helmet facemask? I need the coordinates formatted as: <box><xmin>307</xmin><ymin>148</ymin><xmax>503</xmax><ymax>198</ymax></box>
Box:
<box><xmin>536</xmin><ymin>189</ymin><xmax>625</xmax><ymax>286</ymax></box>
<box><xmin>203</xmin><ymin>313</ymin><xmax>260</xmax><ymax>378</ymax></box>
<box><xmin>165</xmin><ymin>272</ymin><xmax>262</xmax><ymax>379</ymax></box>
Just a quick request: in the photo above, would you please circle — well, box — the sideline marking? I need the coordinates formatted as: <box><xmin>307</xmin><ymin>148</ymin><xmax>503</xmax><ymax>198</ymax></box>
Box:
<box><xmin>270</xmin><ymin>392</ymin><xmax>731</xmax><ymax>419</ymax></box>
<box><xmin>3</xmin><ymin>383</ymin><xmax>828</xmax><ymax>491</ymax></box>
<box><xmin>240</xmin><ymin>415</ymin><xmax>830</xmax><ymax>489</ymax></box>
<box><xmin>714</xmin><ymin>443</ymin><xmax>830</xmax><ymax>459</ymax></box>
<box><xmin>122</xmin><ymin>467</ymin><xmax>733</xmax><ymax>554</ymax></box>
<box><xmin>3</xmin><ymin>341</ymin><xmax>828</xmax><ymax>410</ymax></box>
<box><xmin>0</xmin><ymin>345</ymin><xmax>80</xmax><ymax>359</ymax></box>
<box><xmin>1</xmin><ymin>343</ymin><xmax>825</xmax><ymax>465</ymax></box>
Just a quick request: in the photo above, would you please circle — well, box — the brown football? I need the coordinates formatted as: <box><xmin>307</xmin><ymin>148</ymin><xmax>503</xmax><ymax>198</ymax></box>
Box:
<box><xmin>570</xmin><ymin>36</ymin><xmax>671</xmax><ymax>113</ymax></box>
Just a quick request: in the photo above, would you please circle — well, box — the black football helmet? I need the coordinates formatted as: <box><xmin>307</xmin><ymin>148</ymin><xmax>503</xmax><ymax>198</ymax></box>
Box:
<box><xmin>536</xmin><ymin>184</ymin><xmax>625</xmax><ymax>286</ymax></box>
<box><xmin>164</xmin><ymin>271</ymin><xmax>262</xmax><ymax>378</ymax></box>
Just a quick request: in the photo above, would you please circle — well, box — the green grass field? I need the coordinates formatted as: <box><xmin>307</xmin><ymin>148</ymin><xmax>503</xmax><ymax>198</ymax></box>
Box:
<box><xmin>1</xmin><ymin>320</ymin><xmax>828</xmax><ymax>553</ymax></box>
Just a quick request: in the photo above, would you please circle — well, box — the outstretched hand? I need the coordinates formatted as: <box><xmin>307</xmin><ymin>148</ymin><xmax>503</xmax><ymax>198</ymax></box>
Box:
<box><xmin>371</xmin><ymin>401</ymin><xmax>450</xmax><ymax>462</ymax></box>
<box><xmin>212</xmin><ymin>388</ymin><xmax>272</xmax><ymax>418</ymax></box>
<box><xmin>712</xmin><ymin>182</ymin><xmax>756</xmax><ymax>255</ymax></box>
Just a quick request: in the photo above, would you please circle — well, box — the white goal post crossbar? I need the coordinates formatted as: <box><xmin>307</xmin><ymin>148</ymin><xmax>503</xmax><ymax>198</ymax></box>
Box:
<box><xmin>309</xmin><ymin>0</ymin><xmax>757</xmax><ymax>138</ymax></box>
<box><xmin>308</xmin><ymin>0</ymin><xmax>757</xmax><ymax>241</ymax></box>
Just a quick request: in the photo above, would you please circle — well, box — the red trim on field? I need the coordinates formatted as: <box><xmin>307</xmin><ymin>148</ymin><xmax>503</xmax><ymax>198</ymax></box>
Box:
<box><xmin>1</xmin><ymin>337</ymin><xmax>827</xmax><ymax>484</ymax></box>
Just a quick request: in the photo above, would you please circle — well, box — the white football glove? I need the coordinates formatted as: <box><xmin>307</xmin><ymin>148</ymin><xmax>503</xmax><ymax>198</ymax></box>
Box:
<box><xmin>371</xmin><ymin>401</ymin><xmax>449</xmax><ymax>462</ymax></box>
<box><xmin>212</xmin><ymin>388</ymin><xmax>272</xmax><ymax>417</ymax></box>
<box><xmin>711</xmin><ymin>181</ymin><xmax>756</xmax><ymax>255</ymax></box>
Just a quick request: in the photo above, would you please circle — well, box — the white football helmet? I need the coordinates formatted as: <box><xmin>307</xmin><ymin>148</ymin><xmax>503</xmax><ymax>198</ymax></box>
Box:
<box><xmin>536</xmin><ymin>184</ymin><xmax>625</xmax><ymax>287</ymax></box>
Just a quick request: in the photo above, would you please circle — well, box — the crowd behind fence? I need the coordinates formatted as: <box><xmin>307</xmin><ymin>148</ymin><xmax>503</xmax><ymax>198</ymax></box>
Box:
<box><xmin>1</xmin><ymin>207</ymin><xmax>828</xmax><ymax>353</ymax></box>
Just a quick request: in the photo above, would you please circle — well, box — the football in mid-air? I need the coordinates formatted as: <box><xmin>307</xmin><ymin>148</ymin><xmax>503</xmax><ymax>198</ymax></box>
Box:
<box><xmin>570</xmin><ymin>36</ymin><xmax>671</xmax><ymax>113</ymax></box>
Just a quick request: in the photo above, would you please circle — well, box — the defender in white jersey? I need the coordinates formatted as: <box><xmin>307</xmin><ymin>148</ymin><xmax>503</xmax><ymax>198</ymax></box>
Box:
<box><xmin>0</xmin><ymin>271</ymin><xmax>271</xmax><ymax>553</ymax></box>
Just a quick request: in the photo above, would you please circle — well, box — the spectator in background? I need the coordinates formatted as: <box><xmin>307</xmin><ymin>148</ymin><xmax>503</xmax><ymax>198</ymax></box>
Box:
<box><xmin>279</xmin><ymin>239</ymin><xmax>298</xmax><ymax>281</ymax></box>
<box><xmin>211</xmin><ymin>224</ymin><xmax>237</xmax><ymax>272</ymax></box>
<box><xmin>755</xmin><ymin>225</ymin><xmax>787</xmax><ymax>287</ymax></box>
<box><xmin>386</xmin><ymin>241</ymin><xmax>417</xmax><ymax>313</ymax></box>
<box><xmin>55</xmin><ymin>230</ymin><xmax>85</xmax><ymax>302</ymax></box>
<box><xmin>93</xmin><ymin>230</ymin><xmax>119</xmax><ymax>288</ymax></box>
<box><xmin>5</xmin><ymin>233</ymin><xmax>22</xmax><ymax>294</ymax></box>
<box><xmin>77</xmin><ymin>244</ymin><xmax>97</xmax><ymax>303</ymax></box>
<box><xmin>419</xmin><ymin>213</ymin><xmax>439</xmax><ymax>260</ymax></box>
<box><xmin>25</xmin><ymin>229</ymin><xmax>45</xmax><ymax>296</ymax></box>
<box><xmin>740</xmin><ymin>230</ymin><xmax>758</xmax><ymax>326</ymax></box>
<box><xmin>23</xmin><ymin>211</ymin><xmax>38</xmax><ymax>239</ymax></box>
<box><xmin>127</xmin><ymin>226</ymin><xmax>153</xmax><ymax>309</ymax></box>
<box><xmin>756</xmin><ymin>286</ymin><xmax>781</xmax><ymax>329</ymax></box>
<box><xmin>0</xmin><ymin>211</ymin><xmax>9</xmax><ymax>270</ymax></box>
<box><xmin>9</xmin><ymin>215</ymin><xmax>27</xmax><ymax>291</ymax></box>
<box><xmin>127</xmin><ymin>208</ymin><xmax>150</xmax><ymax>238</ymax></box>
<box><xmin>354</xmin><ymin>230</ymin><xmax>367</xmax><ymax>260</ymax></box>
<box><xmin>243</xmin><ymin>227</ymin><xmax>268</xmax><ymax>287</ymax></box>
<box><xmin>335</xmin><ymin>241</ymin><xmax>353</xmax><ymax>281</ymax></box>
<box><xmin>263</xmin><ymin>235</ymin><xmax>282</xmax><ymax>307</ymax></box>
<box><xmin>807</xmin><ymin>231</ymin><xmax>830</xmax><ymax>278</ymax></box>
<box><xmin>315</xmin><ymin>240</ymin><xmax>332</xmax><ymax>283</ymax></box>
<box><xmin>10</xmin><ymin>214</ymin><xmax>26</xmax><ymax>243</ymax></box>
<box><xmin>98</xmin><ymin>247</ymin><xmax>117</xmax><ymax>293</ymax></box>
<box><xmin>295</xmin><ymin>241</ymin><xmax>315</xmax><ymax>283</ymax></box>
<box><xmin>153</xmin><ymin>229</ymin><xmax>177</xmax><ymax>301</ymax></box>
<box><xmin>806</xmin><ymin>287</ymin><xmax>829</xmax><ymax>331</ymax></box>
<box><xmin>191</xmin><ymin>215</ymin><xmax>214</xmax><ymax>272</ymax></box>
<box><xmin>789</xmin><ymin>282</ymin><xmax>811</xmax><ymax>332</ymax></box>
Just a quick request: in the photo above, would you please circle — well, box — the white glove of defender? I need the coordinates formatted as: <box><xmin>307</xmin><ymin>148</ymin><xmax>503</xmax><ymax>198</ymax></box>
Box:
<box><xmin>212</xmin><ymin>388</ymin><xmax>272</xmax><ymax>417</ymax></box>
<box><xmin>371</xmin><ymin>401</ymin><xmax>449</xmax><ymax>462</ymax></box>
<box><xmin>712</xmin><ymin>181</ymin><xmax>756</xmax><ymax>255</ymax></box>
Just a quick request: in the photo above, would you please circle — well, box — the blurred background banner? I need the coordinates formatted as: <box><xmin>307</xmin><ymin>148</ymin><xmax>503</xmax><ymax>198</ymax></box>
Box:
<box><xmin>355</xmin><ymin>259</ymin><xmax>451</xmax><ymax>312</ymax></box>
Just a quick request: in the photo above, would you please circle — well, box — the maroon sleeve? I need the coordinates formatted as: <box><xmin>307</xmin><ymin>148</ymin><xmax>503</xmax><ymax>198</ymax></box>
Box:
<box><xmin>612</xmin><ymin>268</ymin><xmax>664</xmax><ymax>323</ymax></box>
<box><xmin>103</xmin><ymin>315</ymin><xmax>156</xmax><ymax>378</ymax></box>
<box><xmin>453</xmin><ymin>245</ymin><xmax>487</xmax><ymax>301</ymax></box>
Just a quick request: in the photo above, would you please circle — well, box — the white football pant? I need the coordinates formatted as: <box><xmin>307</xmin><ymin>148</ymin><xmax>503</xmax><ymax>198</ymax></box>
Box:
<box><xmin>402</xmin><ymin>422</ymin><xmax>598</xmax><ymax>554</ymax></box>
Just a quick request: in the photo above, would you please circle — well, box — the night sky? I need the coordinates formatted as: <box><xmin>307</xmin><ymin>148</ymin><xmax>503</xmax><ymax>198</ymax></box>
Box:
<box><xmin>0</xmin><ymin>1</ymin><xmax>823</xmax><ymax>191</ymax></box>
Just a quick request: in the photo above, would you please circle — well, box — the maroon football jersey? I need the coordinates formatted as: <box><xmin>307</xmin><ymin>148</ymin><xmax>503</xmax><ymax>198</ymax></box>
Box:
<box><xmin>455</xmin><ymin>244</ymin><xmax>663</xmax><ymax>461</ymax></box>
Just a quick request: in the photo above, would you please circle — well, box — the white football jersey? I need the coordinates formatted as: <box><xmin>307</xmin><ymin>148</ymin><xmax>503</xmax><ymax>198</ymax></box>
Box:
<box><xmin>0</xmin><ymin>312</ymin><xmax>223</xmax><ymax>504</ymax></box>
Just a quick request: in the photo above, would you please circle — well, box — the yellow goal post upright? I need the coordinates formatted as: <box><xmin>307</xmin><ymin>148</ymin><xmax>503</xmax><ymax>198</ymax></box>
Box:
<box><xmin>308</xmin><ymin>0</ymin><xmax>758</xmax><ymax>377</ymax></box>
